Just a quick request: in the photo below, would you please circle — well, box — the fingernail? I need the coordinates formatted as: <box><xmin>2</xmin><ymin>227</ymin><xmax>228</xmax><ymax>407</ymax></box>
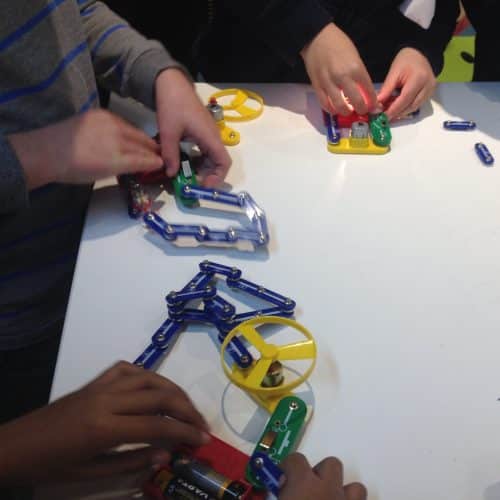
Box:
<box><xmin>279</xmin><ymin>474</ymin><xmax>286</xmax><ymax>487</ymax></box>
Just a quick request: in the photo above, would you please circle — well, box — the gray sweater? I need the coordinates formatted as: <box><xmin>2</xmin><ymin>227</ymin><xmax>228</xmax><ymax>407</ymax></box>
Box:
<box><xmin>0</xmin><ymin>0</ymin><xmax>182</xmax><ymax>349</ymax></box>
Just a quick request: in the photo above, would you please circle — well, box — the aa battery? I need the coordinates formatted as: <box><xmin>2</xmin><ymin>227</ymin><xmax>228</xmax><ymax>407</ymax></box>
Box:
<box><xmin>171</xmin><ymin>455</ymin><xmax>247</xmax><ymax>499</ymax></box>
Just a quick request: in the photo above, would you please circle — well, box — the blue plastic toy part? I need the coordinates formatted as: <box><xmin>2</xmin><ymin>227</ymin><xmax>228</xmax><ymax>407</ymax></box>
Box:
<box><xmin>204</xmin><ymin>295</ymin><xmax>237</xmax><ymax>320</ymax></box>
<box><xmin>475</xmin><ymin>143</ymin><xmax>494</xmax><ymax>166</ymax></box>
<box><xmin>226</xmin><ymin>277</ymin><xmax>296</xmax><ymax>312</ymax></box>
<box><xmin>151</xmin><ymin>318</ymin><xmax>185</xmax><ymax>349</ymax></box>
<box><xmin>322</xmin><ymin>110</ymin><xmax>340</xmax><ymax>144</ymax></box>
<box><xmin>248</xmin><ymin>452</ymin><xmax>284</xmax><ymax>497</ymax></box>
<box><xmin>181</xmin><ymin>185</ymin><xmax>243</xmax><ymax>207</ymax></box>
<box><xmin>199</xmin><ymin>260</ymin><xmax>242</xmax><ymax>279</ymax></box>
<box><xmin>142</xmin><ymin>182</ymin><xmax>269</xmax><ymax>250</ymax></box>
<box><xmin>166</xmin><ymin>286</ymin><xmax>216</xmax><ymax>306</ymax></box>
<box><xmin>182</xmin><ymin>271</ymin><xmax>215</xmax><ymax>291</ymax></box>
<box><xmin>143</xmin><ymin>209</ymin><xmax>268</xmax><ymax>249</ymax></box>
<box><xmin>134</xmin><ymin>262</ymin><xmax>297</xmax><ymax>372</ymax></box>
<box><xmin>443</xmin><ymin>120</ymin><xmax>476</xmax><ymax>130</ymax></box>
<box><xmin>133</xmin><ymin>344</ymin><xmax>167</xmax><ymax>370</ymax></box>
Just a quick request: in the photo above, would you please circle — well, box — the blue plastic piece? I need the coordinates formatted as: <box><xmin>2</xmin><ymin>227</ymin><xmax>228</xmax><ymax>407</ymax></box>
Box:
<box><xmin>443</xmin><ymin>120</ymin><xmax>476</xmax><ymax>130</ymax></box>
<box><xmin>231</xmin><ymin>307</ymin><xmax>294</xmax><ymax>323</ymax></box>
<box><xmin>223</xmin><ymin>336</ymin><xmax>253</xmax><ymax>368</ymax></box>
<box><xmin>182</xmin><ymin>185</ymin><xmax>243</xmax><ymax>207</ymax></box>
<box><xmin>151</xmin><ymin>318</ymin><xmax>184</xmax><ymax>348</ymax></box>
<box><xmin>134</xmin><ymin>343</ymin><xmax>168</xmax><ymax>370</ymax></box>
<box><xmin>170</xmin><ymin>308</ymin><xmax>215</xmax><ymax>324</ymax></box>
<box><xmin>475</xmin><ymin>142</ymin><xmax>494</xmax><ymax>166</ymax></box>
<box><xmin>249</xmin><ymin>452</ymin><xmax>284</xmax><ymax>497</ymax></box>
<box><xmin>144</xmin><ymin>211</ymin><xmax>268</xmax><ymax>248</ymax></box>
<box><xmin>166</xmin><ymin>286</ymin><xmax>216</xmax><ymax>305</ymax></box>
<box><xmin>226</xmin><ymin>278</ymin><xmax>296</xmax><ymax>311</ymax></box>
<box><xmin>181</xmin><ymin>271</ymin><xmax>214</xmax><ymax>292</ymax></box>
<box><xmin>134</xmin><ymin>262</ymin><xmax>297</xmax><ymax>372</ymax></box>
<box><xmin>199</xmin><ymin>261</ymin><xmax>242</xmax><ymax>279</ymax></box>
<box><xmin>323</xmin><ymin>110</ymin><xmax>340</xmax><ymax>144</ymax></box>
<box><xmin>204</xmin><ymin>295</ymin><xmax>236</xmax><ymax>320</ymax></box>
<box><xmin>215</xmin><ymin>307</ymin><xmax>294</xmax><ymax>336</ymax></box>
<box><xmin>143</xmin><ymin>211</ymin><xmax>171</xmax><ymax>237</ymax></box>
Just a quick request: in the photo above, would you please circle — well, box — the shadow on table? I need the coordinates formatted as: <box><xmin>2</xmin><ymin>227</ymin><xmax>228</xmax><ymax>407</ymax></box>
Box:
<box><xmin>434</xmin><ymin>82</ymin><xmax>500</xmax><ymax>140</ymax></box>
<box><xmin>484</xmin><ymin>481</ymin><xmax>500</xmax><ymax>500</ymax></box>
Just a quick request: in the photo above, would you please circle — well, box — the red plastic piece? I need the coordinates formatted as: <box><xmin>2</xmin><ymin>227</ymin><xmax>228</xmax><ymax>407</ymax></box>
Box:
<box><xmin>143</xmin><ymin>434</ymin><xmax>266</xmax><ymax>499</ymax></box>
<box><xmin>336</xmin><ymin>112</ymin><xmax>369</xmax><ymax>128</ymax></box>
<box><xmin>135</xmin><ymin>168</ymin><xmax>168</xmax><ymax>185</ymax></box>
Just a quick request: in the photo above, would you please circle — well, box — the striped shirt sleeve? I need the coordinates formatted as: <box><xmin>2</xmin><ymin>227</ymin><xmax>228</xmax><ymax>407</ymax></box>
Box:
<box><xmin>0</xmin><ymin>134</ymin><xmax>28</xmax><ymax>214</ymax></box>
<box><xmin>79</xmin><ymin>1</ymin><xmax>190</xmax><ymax>109</ymax></box>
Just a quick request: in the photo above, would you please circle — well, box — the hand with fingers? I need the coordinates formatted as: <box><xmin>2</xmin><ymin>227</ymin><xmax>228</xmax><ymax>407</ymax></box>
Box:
<box><xmin>378</xmin><ymin>47</ymin><xmax>437</xmax><ymax>121</ymax></box>
<box><xmin>279</xmin><ymin>453</ymin><xmax>367</xmax><ymax>500</ymax></box>
<box><xmin>155</xmin><ymin>68</ymin><xmax>232</xmax><ymax>188</ymax></box>
<box><xmin>0</xmin><ymin>361</ymin><xmax>210</xmax><ymax>485</ymax></box>
<box><xmin>8</xmin><ymin>109</ymin><xmax>165</xmax><ymax>190</ymax></box>
<box><xmin>300</xmin><ymin>23</ymin><xmax>378</xmax><ymax>117</ymax></box>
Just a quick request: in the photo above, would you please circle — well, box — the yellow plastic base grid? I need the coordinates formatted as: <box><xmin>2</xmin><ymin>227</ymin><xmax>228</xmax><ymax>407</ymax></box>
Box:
<box><xmin>327</xmin><ymin>137</ymin><xmax>389</xmax><ymax>155</ymax></box>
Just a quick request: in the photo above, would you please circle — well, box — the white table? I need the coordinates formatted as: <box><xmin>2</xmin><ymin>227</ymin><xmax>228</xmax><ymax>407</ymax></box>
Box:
<box><xmin>50</xmin><ymin>83</ymin><xmax>500</xmax><ymax>500</ymax></box>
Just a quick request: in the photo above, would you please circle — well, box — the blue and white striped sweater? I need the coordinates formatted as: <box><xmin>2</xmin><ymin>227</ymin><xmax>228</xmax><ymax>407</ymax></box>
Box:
<box><xmin>0</xmin><ymin>0</ymin><xmax>181</xmax><ymax>349</ymax></box>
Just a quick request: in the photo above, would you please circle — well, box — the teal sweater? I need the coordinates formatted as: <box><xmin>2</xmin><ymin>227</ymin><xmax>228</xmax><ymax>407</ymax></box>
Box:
<box><xmin>0</xmin><ymin>1</ymin><xmax>181</xmax><ymax>348</ymax></box>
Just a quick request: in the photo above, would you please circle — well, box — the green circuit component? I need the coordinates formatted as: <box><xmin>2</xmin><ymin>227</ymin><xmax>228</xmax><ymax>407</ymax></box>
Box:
<box><xmin>173</xmin><ymin>152</ymin><xmax>199</xmax><ymax>208</ymax></box>
<box><xmin>245</xmin><ymin>395</ymin><xmax>307</xmax><ymax>489</ymax></box>
<box><xmin>369</xmin><ymin>112</ymin><xmax>392</xmax><ymax>147</ymax></box>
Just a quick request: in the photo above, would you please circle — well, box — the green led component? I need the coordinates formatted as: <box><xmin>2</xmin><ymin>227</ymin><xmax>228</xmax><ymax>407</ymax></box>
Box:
<box><xmin>245</xmin><ymin>396</ymin><xmax>307</xmax><ymax>489</ymax></box>
<box><xmin>173</xmin><ymin>152</ymin><xmax>199</xmax><ymax>208</ymax></box>
<box><xmin>369</xmin><ymin>112</ymin><xmax>392</xmax><ymax>147</ymax></box>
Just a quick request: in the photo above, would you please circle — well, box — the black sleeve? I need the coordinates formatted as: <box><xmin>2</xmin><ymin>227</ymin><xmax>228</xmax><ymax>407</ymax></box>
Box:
<box><xmin>392</xmin><ymin>0</ymin><xmax>460</xmax><ymax>75</ymax></box>
<box><xmin>220</xmin><ymin>0</ymin><xmax>332</xmax><ymax>66</ymax></box>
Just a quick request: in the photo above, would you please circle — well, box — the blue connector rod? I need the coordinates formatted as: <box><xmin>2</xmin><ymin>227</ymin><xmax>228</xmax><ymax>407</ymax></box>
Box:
<box><xmin>323</xmin><ymin>110</ymin><xmax>340</xmax><ymax>144</ymax></box>
<box><xmin>226</xmin><ymin>278</ymin><xmax>296</xmax><ymax>311</ymax></box>
<box><xmin>443</xmin><ymin>120</ymin><xmax>476</xmax><ymax>130</ymax></box>
<box><xmin>166</xmin><ymin>286</ymin><xmax>216</xmax><ymax>306</ymax></box>
<box><xmin>221</xmin><ymin>335</ymin><xmax>254</xmax><ymax>368</ymax></box>
<box><xmin>249</xmin><ymin>452</ymin><xmax>284</xmax><ymax>497</ymax></box>
<box><xmin>199</xmin><ymin>261</ymin><xmax>242</xmax><ymax>279</ymax></box>
<box><xmin>232</xmin><ymin>307</ymin><xmax>294</xmax><ymax>323</ymax></box>
<box><xmin>204</xmin><ymin>295</ymin><xmax>236</xmax><ymax>320</ymax></box>
<box><xmin>152</xmin><ymin>318</ymin><xmax>184</xmax><ymax>348</ymax></box>
<box><xmin>134</xmin><ymin>344</ymin><xmax>168</xmax><ymax>370</ymax></box>
<box><xmin>475</xmin><ymin>142</ymin><xmax>494</xmax><ymax>166</ymax></box>
<box><xmin>182</xmin><ymin>185</ymin><xmax>242</xmax><ymax>206</ymax></box>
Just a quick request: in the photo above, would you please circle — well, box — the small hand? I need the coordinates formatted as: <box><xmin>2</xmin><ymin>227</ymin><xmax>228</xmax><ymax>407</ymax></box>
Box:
<box><xmin>301</xmin><ymin>23</ymin><xmax>378</xmax><ymax>116</ymax></box>
<box><xmin>279</xmin><ymin>453</ymin><xmax>367</xmax><ymax>500</ymax></box>
<box><xmin>378</xmin><ymin>47</ymin><xmax>436</xmax><ymax>121</ymax></box>
<box><xmin>8</xmin><ymin>109</ymin><xmax>164</xmax><ymax>189</ymax></box>
<box><xmin>0</xmin><ymin>362</ymin><xmax>210</xmax><ymax>484</ymax></box>
<box><xmin>155</xmin><ymin>68</ymin><xmax>231</xmax><ymax>188</ymax></box>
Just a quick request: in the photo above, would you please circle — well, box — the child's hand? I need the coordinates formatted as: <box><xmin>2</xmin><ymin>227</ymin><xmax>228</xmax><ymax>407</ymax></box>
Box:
<box><xmin>301</xmin><ymin>23</ymin><xmax>378</xmax><ymax>116</ymax></box>
<box><xmin>279</xmin><ymin>453</ymin><xmax>367</xmax><ymax>500</ymax></box>
<box><xmin>8</xmin><ymin>109</ymin><xmax>164</xmax><ymax>189</ymax></box>
<box><xmin>0</xmin><ymin>362</ymin><xmax>210</xmax><ymax>485</ymax></box>
<box><xmin>378</xmin><ymin>47</ymin><xmax>437</xmax><ymax>121</ymax></box>
<box><xmin>155</xmin><ymin>68</ymin><xmax>231</xmax><ymax>188</ymax></box>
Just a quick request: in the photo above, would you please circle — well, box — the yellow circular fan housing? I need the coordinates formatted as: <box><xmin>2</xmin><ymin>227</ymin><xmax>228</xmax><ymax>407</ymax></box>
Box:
<box><xmin>220</xmin><ymin>316</ymin><xmax>317</xmax><ymax>402</ymax></box>
<box><xmin>209</xmin><ymin>88</ymin><xmax>264</xmax><ymax>122</ymax></box>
